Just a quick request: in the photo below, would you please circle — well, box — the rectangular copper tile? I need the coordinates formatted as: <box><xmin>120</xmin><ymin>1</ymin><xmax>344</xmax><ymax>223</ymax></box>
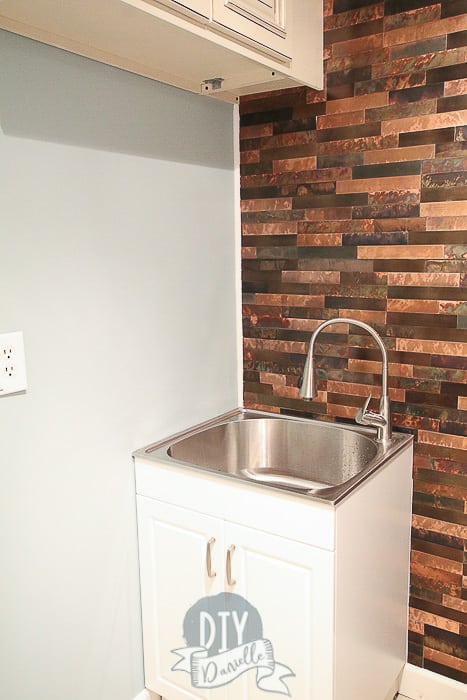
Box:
<box><xmin>427</xmin><ymin>216</ymin><xmax>467</xmax><ymax>230</ymax></box>
<box><xmin>415</xmin><ymin>480</ymin><xmax>467</xmax><ymax>506</ymax></box>
<box><xmin>388</xmin><ymin>272</ymin><xmax>461</xmax><ymax>286</ymax></box>
<box><xmin>384</xmin><ymin>2</ymin><xmax>441</xmax><ymax>27</ymax></box>
<box><xmin>409</xmin><ymin>607</ymin><xmax>460</xmax><ymax>634</ymax></box>
<box><xmin>343</xmin><ymin>231</ymin><xmax>408</xmax><ymax>245</ymax></box>
<box><xmin>285</xmin><ymin>318</ymin><xmax>329</xmax><ymax>333</ymax></box>
<box><xmin>374</xmin><ymin>48</ymin><xmax>466</xmax><ymax>80</ymax></box>
<box><xmin>325</xmin><ymin>2</ymin><xmax>385</xmax><ymax>31</ymax></box>
<box><xmin>389</xmin><ymin>83</ymin><xmax>445</xmax><ymax>105</ymax></box>
<box><xmin>252</xmin><ymin>294</ymin><xmax>325</xmax><ymax>309</ymax></box>
<box><xmin>353</xmin><ymin>160</ymin><xmax>422</xmax><ymax>178</ymax></box>
<box><xmin>298</xmin><ymin>219</ymin><xmax>375</xmax><ymax>234</ymax></box>
<box><xmin>412</xmin><ymin>514</ymin><xmax>467</xmax><ymax>540</ymax></box>
<box><xmin>424</xmin><ymin>627</ymin><xmax>467</xmax><ymax>677</ymax></box>
<box><xmin>243</xmin><ymin>337</ymin><xmax>307</xmax><ymax>354</ymax></box>
<box><xmin>445</xmin><ymin>78</ymin><xmax>467</xmax><ymax>97</ymax></box>
<box><xmin>241</xmin><ymin>198</ymin><xmax>292</xmax><ymax>212</ymax></box>
<box><xmin>303</xmin><ymin>207</ymin><xmax>353</xmax><ymax>221</ymax></box>
<box><xmin>422</xmin><ymin>188</ymin><xmax>467</xmax><ymax>204</ymax></box>
<box><xmin>240</xmin><ymin>123</ymin><xmax>274</xmax><ymax>139</ymax></box>
<box><xmin>337</xmin><ymin>174</ymin><xmax>420</xmax><ymax>193</ymax></box>
<box><xmin>355</xmin><ymin>71</ymin><xmax>427</xmax><ymax>96</ymax></box>
<box><xmin>369</xmin><ymin>188</ymin><xmax>420</xmax><ymax>205</ymax></box>
<box><xmin>384</xmin><ymin>15</ymin><xmax>467</xmax><ymax>47</ymax></box>
<box><xmin>376</xmin><ymin>216</ymin><xmax>427</xmax><ymax>232</ymax></box>
<box><xmin>366</xmin><ymin>100</ymin><xmax>438</xmax><ymax>124</ymax></box>
<box><xmin>363</xmin><ymin>144</ymin><xmax>435</xmax><ymax>164</ymax></box>
<box><xmin>326</xmin><ymin>379</ymin><xmax>381</xmax><ymax>399</ymax></box>
<box><xmin>326</xmin><ymin>92</ymin><xmax>388</xmax><ymax>115</ymax></box>
<box><xmin>412</xmin><ymin>550</ymin><xmax>464</xmax><ymax>577</ymax></box>
<box><xmin>387</xmin><ymin>299</ymin><xmax>440</xmax><ymax>313</ymax></box>
<box><xmin>426</xmin><ymin>62</ymin><xmax>467</xmax><ymax>85</ymax></box>
<box><xmin>272</xmin><ymin>116</ymin><xmax>320</xmax><ymax>134</ymax></box>
<box><xmin>382</xmin><ymin>110</ymin><xmax>467</xmax><ymax>136</ymax></box>
<box><xmin>441</xmin><ymin>0</ymin><xmax>466</xmax><ymax>18</ymax></box>
<box><xmin>305</xmin><ymin>88</ymin><xmax>327</xmax><ymax>104</ymax></box>
<box><xmin>243</xmin><ymin>223</ymin><xmax>298</xmax><ymax>235</ymax></box>
<box><xmin>400</xmin><ymin>127</ymin><xmax>455</xmax><ymax>146</ymax></box>
<box><xmin>358</xmin><ymin>245</ymin><xmax>444</xmax><ymax>259</ymax></box>
<box><xmin>332</xmin><ymin>32</ymin><xmax>384</xmax><ymax>57</ymax></box>
<box><xmin>338</xmin><ymin>308</ymin><xmax>387</xmax><ymax>324</ymax></box>
<box><xmin>317</xmin><ymin>110</ymin><xmax>365</xmax><ymax>129</ymax></box>
<box><xmin>353</xmin><ymin>202</ymin><xmax>420</xmax><ymax>219</ymax></box>
<box><xmin>436</xmin><ymin>295</ymin><xmax>467</xmax><ymax>313</ymax></box>
<box><xmin>325</xmin><ymin>18</ymin><xmax>384</xmax><ymax>48</ymax></box>
<box><xmin>422</xmin><ymin>157</ymin><xmax>467</xmax><ymax>174</ymax></box>
<box><xmin>326</xmin><ymin>47</ymin><xmax>391</xmax><ymax>74</ymax></box>
<box><xmin>293</xmin><ymin>192</ymin><xmax>368</xmax><ymax>208</ymax></box>
<box><xmin>425</xmin><ymin>647</ymin><xmax>467</xmax><ymax>674</ymax></box>
<box><xmin>437</xmin><ymin>94</ymin><xmax>467</xmax><ymax>114</ymax></box>
<box><xmin>263</xmin><ymin>129</ymin><xmax>318</xmax><ymax>149</ymax></box>
<box><xmin>397</xmin><ymin>338</ymin><xmax>467</xmax><ymax>356</ymax></box>
<box><xmin>442</xmin><ymin>596</ymin><xmax>467</xmax><ymax>615</ymax></box>
<box><xmin>349</xmin><ymin>358</ymin><xmax>414</xmax><ymax>377</ymax></box>
<box><xmin>316</xmin><ymin>135</ymin><xmax>399</xmax><ymax>155</ymax></box>
<box><xmin>240</xmin><ymin>150</ymin><xmax>260</xmax><ymax>164</ymax></box>
<box><xmin>282</xmin><ymin>270</ymin><xmax>341</xmax><ymax>284</ymax></box>
<box><xmin>419</xmin><ymin>431</ymin><xmax>467</xmax><ymax>451</ymax></box>
<box><xmin>272</xmin><ymin>157</ymin><xmax>317</xmax><ymax>173</ymax></box>
<box><xmin>242</xmin><ymin>247</ymin><xmax>257</xmax><ymax>259</ymax></box>
<box><xmin>297</xmin><ymin>233</ymin><xmax>342</xmax><ymax>247</ymax></box>
<box><xmin>421</xmin><ymin>201</ymin><xmax>467</xmax><ymax>217</ymax></box>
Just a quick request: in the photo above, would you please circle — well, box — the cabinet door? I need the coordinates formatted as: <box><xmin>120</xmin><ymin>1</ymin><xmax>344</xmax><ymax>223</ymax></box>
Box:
<box><xmin>156</xmin><ymin>0</ymin><xmax>211</xmax><ymax>20</ymax></box>
<box><xmin>137</xmin><ymin>496</ymin><xmax>226</xmax><ymax>700</ymax></box>
<box><xmin>212</xmin><ymin>0</ymin><xmax>291</xmax><ymax>58</ymax></box>
<box><xmin>223</xmin><ymin>522</ymin><xmax>334</xmax><ymax>699</ymax></box>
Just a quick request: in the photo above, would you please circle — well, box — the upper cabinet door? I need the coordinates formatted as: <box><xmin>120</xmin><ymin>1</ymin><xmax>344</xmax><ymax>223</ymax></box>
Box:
<box><xmin>212</xmin><ymin>0</ymin><xmax>292</xmax><ymax>59</ymax></box>
<box><xmin>157</xmin><ymin>0</ymin><xmax>211</xmax><ymax>20</ymax></box>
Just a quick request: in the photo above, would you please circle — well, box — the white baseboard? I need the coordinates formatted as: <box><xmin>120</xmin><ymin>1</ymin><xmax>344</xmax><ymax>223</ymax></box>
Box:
<box><xmin>399</xmin><ymin>663</ymin><xmax>466</xmax><ymax>700</ymax></box>
<box><xmin>133</xmin><ymin>665</ymin><xmax>465</xmax><ymax>700</ymax></box>
<box><xmin>133</xmin><ymin>690</ymin><xmax>161</xmax><ymax>700</ymax></box>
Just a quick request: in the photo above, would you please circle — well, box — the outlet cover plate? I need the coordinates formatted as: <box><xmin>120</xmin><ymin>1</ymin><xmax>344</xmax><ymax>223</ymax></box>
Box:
<box><xmin>0</xmin><ymin>331</ymin><xmax>27</xmax><ymax>396</ymax></box>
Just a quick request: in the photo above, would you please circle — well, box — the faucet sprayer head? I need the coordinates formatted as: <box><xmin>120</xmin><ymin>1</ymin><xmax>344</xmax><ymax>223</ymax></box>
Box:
<box><xmin>299</xmin><ymin>352</ymin><xmax>316</xmax><ymax>400</ymax></box>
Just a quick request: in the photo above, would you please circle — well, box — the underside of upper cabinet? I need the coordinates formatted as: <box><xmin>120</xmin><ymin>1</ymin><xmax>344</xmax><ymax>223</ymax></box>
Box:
<box><xmin>0</xmin><ymin>0</ymin><xmax>323</xmax><ymax>102</ymax></box>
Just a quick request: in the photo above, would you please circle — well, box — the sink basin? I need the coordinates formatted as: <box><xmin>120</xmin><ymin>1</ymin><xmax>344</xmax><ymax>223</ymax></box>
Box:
<box><xmin>168</xmin><ymin>418</ymin><xmax>378</xmax><ymax>491</ymax></box>
<box><xmin>136</xmin><ymin>409</ymin><xmax>412</xmax><ymax>503</ymax></box>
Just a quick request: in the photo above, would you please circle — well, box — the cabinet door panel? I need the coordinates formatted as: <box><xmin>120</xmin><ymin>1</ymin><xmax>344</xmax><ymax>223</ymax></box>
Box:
<box><xmin>223</xmin><ymin>523</ymin><xmax>334</xmax><ymax>699</ymax></box>
<box><xmin>157</xmin><ymin>0</ymin><xmax>211</xmax><ymax>19</ymax></box>
<box><xmin>137</xmin><ymin>496</ymin><xmax>226</xmax><ymax>700</ymax></box>
<box><xmin>212</xmin><ymin>0</ymin><xmax>291</xmax><ymax>59</ymax></box>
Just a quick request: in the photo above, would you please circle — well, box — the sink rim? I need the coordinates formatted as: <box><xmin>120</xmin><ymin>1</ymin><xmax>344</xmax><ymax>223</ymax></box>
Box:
<box><xmin>133</xmin><ymin>407</ymin><xmax>413</xmax><ymax>504</ymax></box>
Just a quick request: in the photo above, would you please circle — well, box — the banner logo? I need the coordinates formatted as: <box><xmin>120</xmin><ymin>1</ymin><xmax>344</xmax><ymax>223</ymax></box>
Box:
<box><xmin>171</xmin><ymin>592</ymin><xmax>295</xmax><ymax>695</ymax></box>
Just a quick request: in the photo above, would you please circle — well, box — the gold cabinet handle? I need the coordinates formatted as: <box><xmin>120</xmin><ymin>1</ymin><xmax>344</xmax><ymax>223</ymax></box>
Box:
<box><xmin>226</xmin><ymin>544</ymin><xmax>236</xmax><ymax>586</ymax></box>
<box><xmin>206</xmin><ymin>537</ymin><xmax>216</xmax><ymax>578</ymax></box>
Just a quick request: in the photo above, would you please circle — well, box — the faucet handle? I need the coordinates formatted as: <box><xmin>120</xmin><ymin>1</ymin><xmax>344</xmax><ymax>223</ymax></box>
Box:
<box><xmin>356</xmin><ymin>394</ymin><xmax>372</xmax><ymax>423</ymax></box>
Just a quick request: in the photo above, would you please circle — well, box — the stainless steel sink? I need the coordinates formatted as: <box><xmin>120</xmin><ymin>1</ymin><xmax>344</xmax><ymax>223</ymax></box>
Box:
<box><xmin>135</xmin><ymin>409</ymin><xmax>412</xmax><ymax>503</ymax></box>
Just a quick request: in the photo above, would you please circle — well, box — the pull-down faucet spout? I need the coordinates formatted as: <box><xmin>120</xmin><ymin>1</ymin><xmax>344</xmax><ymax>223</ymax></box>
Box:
<box><xmin>299</xmin><ymin>318</ymin><xmax>392</xmax><ymax>443</ymax></box>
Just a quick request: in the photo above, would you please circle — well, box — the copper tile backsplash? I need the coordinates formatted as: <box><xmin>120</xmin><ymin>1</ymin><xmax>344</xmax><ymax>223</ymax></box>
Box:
<box><xmin>240</xmin><ymin>0</ymin><xmax>466</xmax><ymax>685</ymax></box>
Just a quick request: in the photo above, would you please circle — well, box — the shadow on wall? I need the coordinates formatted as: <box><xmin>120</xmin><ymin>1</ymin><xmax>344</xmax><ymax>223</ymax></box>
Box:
<box><xmin>0</xmin><ymin>29</ymin><xmax>234</xmax><ymax>169</ymax></box>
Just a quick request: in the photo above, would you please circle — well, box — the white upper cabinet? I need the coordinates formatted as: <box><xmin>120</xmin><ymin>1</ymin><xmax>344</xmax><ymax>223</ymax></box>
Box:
<box><xmin>212</xmin><ymin>0</ymin><xmax>291</xmax><ymax>58</ymax></box>
<box><xmin>0</xmin><ymin>0</ymin><xmax>323</xmax><ymax>101</ymax></box>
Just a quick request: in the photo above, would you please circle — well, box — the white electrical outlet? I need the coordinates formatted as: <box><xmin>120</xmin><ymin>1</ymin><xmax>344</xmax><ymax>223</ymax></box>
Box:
<box><xmin>0</xmin><ymin>331</ymin><xmax>28</xmax><ymax>396</ymax></box>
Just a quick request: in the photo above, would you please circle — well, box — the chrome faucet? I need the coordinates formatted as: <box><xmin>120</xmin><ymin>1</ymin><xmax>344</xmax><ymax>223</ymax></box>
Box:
<box><xmin>299</xmin><ymin>318</ymin><xmax>392</xmax><ymax>443</ymax></box>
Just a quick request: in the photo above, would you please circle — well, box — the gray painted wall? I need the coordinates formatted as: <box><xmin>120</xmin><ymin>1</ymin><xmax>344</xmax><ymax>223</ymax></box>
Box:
<box><xmin>0</xmin><ymin>30</ymin><xmax>238</xmax><ymax>700</ymax></box>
